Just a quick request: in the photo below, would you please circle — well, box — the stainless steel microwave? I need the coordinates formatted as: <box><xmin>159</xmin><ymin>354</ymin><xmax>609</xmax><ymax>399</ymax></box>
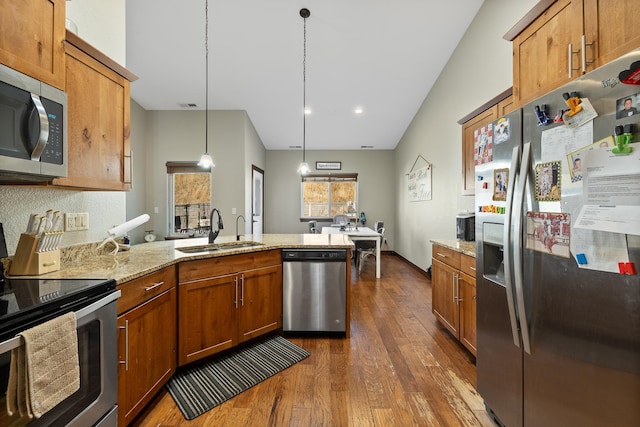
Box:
<box><xmin>0</xmin><ymin>63</ymin><xmax>67</xmax><ymax>182</ymax></box>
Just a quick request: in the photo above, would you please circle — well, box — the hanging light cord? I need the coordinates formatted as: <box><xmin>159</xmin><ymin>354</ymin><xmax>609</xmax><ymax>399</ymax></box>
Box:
<box><xmin>205</xmin><ymin>0</ymin><xmax>209</xmax><ymax>154</ymax></box>
<box><xmin>302</xmin><ymin>12</ymin><xmax>307</xmax><ymax>163</ymax></box>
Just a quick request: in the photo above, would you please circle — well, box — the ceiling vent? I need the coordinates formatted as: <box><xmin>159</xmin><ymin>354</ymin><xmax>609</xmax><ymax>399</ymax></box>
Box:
<box><xmin>360</xmin><ymin>145</ymin><xmax>374</xmax><ymax>149</ymax></box>
<box><xmin>178</xmin><ymin>103</ymin><xmax>198</xmax><ymax>108</ymax></box>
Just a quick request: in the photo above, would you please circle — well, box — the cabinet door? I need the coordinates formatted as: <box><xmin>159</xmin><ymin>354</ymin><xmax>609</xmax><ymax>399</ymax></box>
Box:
<box><xmin>118</xmin><ymin>287</ymin><xmax>176</xmax><ymax>427</ymax></box>
<box><xmin>584</xmin><ymin>0</ymin><xmax>640</xmax><ymax>69</ymax></box>
<box><xmin>238</xmin><ymin>265</ymin><xmax>282</xmax><ymax>343</ymax></box>
<box><xmin>178</xmin><ymin>273</ymin><xmax>237</xmax><ymax>366</ymax></box>
<box><xmin>431</xmin><ymin>259</ymin><xmax>459</xmax><ymax>338</ymax></box>
<box><xmin>461</xmin><ymin>106</ymin><xmax>497</xmax><ymax>195</ymax></box>
<box><xmin>513</xmin><ymin>0</ymin><xmax>584</xmax><ymax>106</ymax></box>
<box><xmin>459</xmin><ymin>272</ymin><xmax>477</xmax><ymax>356</ymax></box>
<box><xmin>53</xmin><ymin>43</ymin><xmax>131</xmax><ymax>190</ymax></box>
<box><xmin>0</xmin><ymin>0</ymin><xmax>66</xmax><ymax>89</ymax></box>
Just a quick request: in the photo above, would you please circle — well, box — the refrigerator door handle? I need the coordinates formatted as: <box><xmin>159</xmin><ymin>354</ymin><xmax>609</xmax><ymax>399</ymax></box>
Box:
<box><xmin>513</xmin><ymin>142</ymin><xmax>532</xmax><ymax>354</ymax></box>
<box><xmin>503</xmin><ymin>144</ymin><xmax>522</xmax><ymax>348</ymax></box>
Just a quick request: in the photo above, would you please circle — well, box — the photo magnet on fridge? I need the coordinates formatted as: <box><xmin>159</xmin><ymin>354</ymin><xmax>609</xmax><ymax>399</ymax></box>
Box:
<box><xmin>535</xmin><ymin>161</ymin><xmax>561</xmax><ymax>201</ymax></box>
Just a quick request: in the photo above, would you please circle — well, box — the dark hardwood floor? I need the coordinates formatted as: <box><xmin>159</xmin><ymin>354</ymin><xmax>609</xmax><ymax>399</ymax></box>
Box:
<box><xmin>131</xmin><ymin>254</ymin><xmax>494</xmax><ymax>426</ymax></box>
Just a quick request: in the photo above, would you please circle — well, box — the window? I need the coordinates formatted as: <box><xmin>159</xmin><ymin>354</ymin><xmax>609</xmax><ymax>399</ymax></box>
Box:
<box><xmin>166</xmin><ymin>162</ymin><xmax>211</xmax><ymax>236</ymax></box>
<box><xmin>301</xmin><ymin>173</ymin><xmax>358</xmax><ymax>220</ymax></box>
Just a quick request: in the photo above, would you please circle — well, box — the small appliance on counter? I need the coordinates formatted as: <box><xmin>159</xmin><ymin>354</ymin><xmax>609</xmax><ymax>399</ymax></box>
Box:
<box><xmin>456</xmin><ymin>212</ymin><xmax>475</xmax><ymax>241</ymax></box>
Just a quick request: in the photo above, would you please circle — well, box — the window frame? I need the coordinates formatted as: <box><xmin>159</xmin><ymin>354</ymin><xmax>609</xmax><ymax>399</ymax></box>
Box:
<box><xmin>166</xmin><ymin>161</ymin><xmax>212</xmax><ymax>237</ymax></box>
<box><xmin>300</xmin><ymin>173</ymin><xmax>358</xmax><ymax>221</ymax></box>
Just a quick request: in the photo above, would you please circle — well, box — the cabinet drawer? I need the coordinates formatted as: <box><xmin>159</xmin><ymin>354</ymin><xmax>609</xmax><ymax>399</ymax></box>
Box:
<box><xmin>432</xmin><ymin>245</ymin><xmax>460</xmax><ymax>270</ymax></box>
<box><xmin>179</xmin><ymin>249</ymin><xmax>281</xmax><ymax>283</ymax></box>
<box><xmin>117</xmin><ymin>266</ymin><xmax>176</xmax><ymax>314</ymax></box>
<box><xmin>460</xmin><ymin>254</ymin><xmax>477</xmax><ymax>278</ymax></box>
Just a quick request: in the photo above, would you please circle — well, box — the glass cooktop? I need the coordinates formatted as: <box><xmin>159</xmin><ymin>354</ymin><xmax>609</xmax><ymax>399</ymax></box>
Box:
<box><xmin>0</xmin><ymin>277</ymin><xmax>116</xmax><ymax>342</ymax></box>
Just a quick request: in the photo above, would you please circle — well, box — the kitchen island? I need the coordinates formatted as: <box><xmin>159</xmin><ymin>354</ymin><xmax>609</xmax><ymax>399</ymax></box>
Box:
<box><xmin>30</xmin><ymin>233</ymin><xmax>353</xmax><ymax>283</ymax></box>
<box><xmin>12</xmin><ymin>233</ymin><xmax>353</xmax><ymax>426</ymax></box>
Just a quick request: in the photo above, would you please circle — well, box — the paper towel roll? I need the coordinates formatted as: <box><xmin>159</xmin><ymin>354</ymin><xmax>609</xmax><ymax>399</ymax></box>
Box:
<box><xmin>107</xmin><ymin>214</ymin><xmax>150</xmax><ymax>237</ymax></box>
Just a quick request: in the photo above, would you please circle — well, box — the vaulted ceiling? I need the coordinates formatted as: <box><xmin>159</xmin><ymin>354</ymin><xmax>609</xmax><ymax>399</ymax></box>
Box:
<box><xmin>126</xmin><ymin>1</ymin><xmax>484</xmax><ymax>150</ymax></box>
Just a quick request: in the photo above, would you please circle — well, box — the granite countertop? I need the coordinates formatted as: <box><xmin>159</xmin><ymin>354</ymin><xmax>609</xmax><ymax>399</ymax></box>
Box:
<box><xmin>430</xmin><ymin>239</ymin><xmax>477</xmax><ymax>258</ymax></box>
<box><xmin>20</xmin><ymin>234</ymin><xmax>353</xmax><ymax>284</ymax></box>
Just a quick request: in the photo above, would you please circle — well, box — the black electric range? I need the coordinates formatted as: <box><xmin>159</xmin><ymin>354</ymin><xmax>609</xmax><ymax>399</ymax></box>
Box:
<box><xmin>0</xmin><ymin>277</ymin><xmax>116</xmax><ymax>342</ymax></box>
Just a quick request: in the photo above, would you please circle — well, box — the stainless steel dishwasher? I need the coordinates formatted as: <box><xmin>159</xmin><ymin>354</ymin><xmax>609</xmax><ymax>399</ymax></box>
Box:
<box><xmin>282</xmin><ymin>249</ymin><xmax>347</xmax><ymax>333</ymax></box>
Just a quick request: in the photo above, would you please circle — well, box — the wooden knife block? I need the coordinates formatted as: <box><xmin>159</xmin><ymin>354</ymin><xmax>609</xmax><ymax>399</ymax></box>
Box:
<box><xmin>10</xmin><ymin>233</ymin><xmax>61</xmax><ymax>276</ymax></box>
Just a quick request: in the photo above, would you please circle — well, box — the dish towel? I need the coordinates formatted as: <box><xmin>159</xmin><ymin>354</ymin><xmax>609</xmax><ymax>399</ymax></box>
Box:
<box><xmin>6</xmin><ymin>312</ymin><xmax>80</xmax><ymax>419</ymax></box>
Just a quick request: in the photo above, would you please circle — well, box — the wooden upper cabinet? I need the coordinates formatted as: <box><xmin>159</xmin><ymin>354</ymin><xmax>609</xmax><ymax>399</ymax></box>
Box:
<box><xmin>508</xmin><ymin>0</ymin><xmax>640</xmax><ymax>107</ymax></box>
<box><xmin>583</xmin><ymin>0</ymin><xmax>640</xmax><ymax>69</ymax></box>
<box><xmin>461</xmin><ymin>107</ymin><xmax>497</xmax><ymax>196</ymax></box>
<box><xmin>510</xmin><ymin>0</ymin><xmax>584</xmax><ymax>107</ymax></box>
<box><xmin>0</xmin><ymin>0</ymin><xmax>66</xmax><ymax>90</ymax></box>
<box><xmin>52</xmin><ymin>33</ymin><xmax>137</xmax><ymax>190</ymax></box>
<box><xmin>459</xmin><ymin>89</ymin><xmax>512</xmax><ymax>196</ymax></box>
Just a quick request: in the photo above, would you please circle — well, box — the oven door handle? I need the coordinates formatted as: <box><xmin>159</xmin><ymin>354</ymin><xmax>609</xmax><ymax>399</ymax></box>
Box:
<box><xmin>0</xmin><ymin>290</ymin><xmax>121</xmax><ymax>353</ymax></box>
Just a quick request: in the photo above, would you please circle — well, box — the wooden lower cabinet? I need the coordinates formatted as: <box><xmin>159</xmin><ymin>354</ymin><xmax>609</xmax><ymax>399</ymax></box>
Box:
<box><xmin>117</xmin><ymin>266</ymin><xmax>177</xmax><ymax>427</ymax></box>
<box><xmin>432</xmin><ymin>244</ymin><xmax>477</xmax><ymax>356</ymax></box>
<box><xmin>178</xmin><ymin>250</ymin><xmax>283</xmax><ymax>366</ymax></box>
<box><xmin>458</xmin><ymin>272</ymin><xmax>477</xmax><ymax>355</ymax></box>
<box><xmin>432</xmin><ymin>259</ymin><xmax>460</xmax><ymax>336</ymax></box>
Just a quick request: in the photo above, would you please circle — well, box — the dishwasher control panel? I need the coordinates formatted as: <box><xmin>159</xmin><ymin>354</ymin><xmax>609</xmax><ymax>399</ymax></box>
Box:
<box><xmin>282</xmin><ymin>249</ymin><xmax>347</xmax><ymax>261</ymax></box>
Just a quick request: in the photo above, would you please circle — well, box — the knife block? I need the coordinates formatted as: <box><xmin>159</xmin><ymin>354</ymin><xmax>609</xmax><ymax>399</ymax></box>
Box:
<box><xmin>10</xmin><ymin>233</ymin><xmax>61</xmax><ymax>276</ymax></box>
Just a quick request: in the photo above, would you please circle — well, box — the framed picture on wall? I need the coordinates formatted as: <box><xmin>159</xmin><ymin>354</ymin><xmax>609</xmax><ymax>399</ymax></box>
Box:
<box><xmin>316</xmin><ymin>161</ymin><xmax>341</xmax><ymax>170</ymax></box>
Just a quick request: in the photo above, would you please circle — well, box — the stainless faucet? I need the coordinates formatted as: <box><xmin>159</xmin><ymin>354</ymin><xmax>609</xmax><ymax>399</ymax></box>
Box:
<box><xmin>208</xmin><ymin>208</ymin><xmax>224</xmax><ymax>243</ymax></box>
<box><xmin>235</xmin><ymin>215</ymin><xmax>246</xmax><ymax>241</ymax></box>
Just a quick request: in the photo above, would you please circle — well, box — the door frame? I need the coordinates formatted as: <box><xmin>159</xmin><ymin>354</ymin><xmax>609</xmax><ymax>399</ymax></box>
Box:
<box><xmin>251</xmin><ymin>165</ymin><xmax>264</xmax><ymax>233</ymax></box>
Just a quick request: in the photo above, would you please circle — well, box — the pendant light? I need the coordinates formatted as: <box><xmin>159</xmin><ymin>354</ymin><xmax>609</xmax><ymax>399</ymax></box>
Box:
<box><xmin>198</xmin><ymin>0</ymin><xmax>214</xmax><ymax>168</ymax></box>
<box><xmin>297</xmin><ymin>8</ymin><xmax>311</xmax><ymax>175</ymax></box>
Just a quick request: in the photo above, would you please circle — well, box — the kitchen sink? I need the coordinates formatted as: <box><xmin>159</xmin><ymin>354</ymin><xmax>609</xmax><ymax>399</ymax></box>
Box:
<box><xmin>175</xmin><ymin>241</ymin><xmax>265</xmax><ymax>254</ymax></box>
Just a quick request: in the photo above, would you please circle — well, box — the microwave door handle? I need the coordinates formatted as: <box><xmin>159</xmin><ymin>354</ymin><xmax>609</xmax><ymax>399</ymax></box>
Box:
<box><xmin>28</xmin><ymin>93</ymin><xmax>49</xmax><ymax>161</ymax></box>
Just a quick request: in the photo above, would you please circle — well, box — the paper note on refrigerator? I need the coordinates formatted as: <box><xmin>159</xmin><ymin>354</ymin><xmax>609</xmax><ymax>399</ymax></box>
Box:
<box><xmin>574</xmin><ymin>143</ymin><xmax>640</xmax><ymax>235</ymax></box>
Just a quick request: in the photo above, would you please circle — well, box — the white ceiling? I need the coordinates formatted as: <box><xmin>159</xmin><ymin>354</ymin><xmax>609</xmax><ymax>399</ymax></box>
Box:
<box><xmin>126</xmin><ymin>0</ymin><xmax>484</xmax><ymax>151</ymax></box>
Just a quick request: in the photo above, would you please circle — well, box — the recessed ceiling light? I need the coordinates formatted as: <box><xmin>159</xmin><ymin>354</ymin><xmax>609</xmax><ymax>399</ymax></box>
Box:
<box><xmin>304</xmin><ymin>107</ymin><xmax>311</xmax><ymax>115</ymax></box>
<box><xmin>354</xmin><ymin>107</ymin><xmax>363</xmax><ymax>115</ymax></box>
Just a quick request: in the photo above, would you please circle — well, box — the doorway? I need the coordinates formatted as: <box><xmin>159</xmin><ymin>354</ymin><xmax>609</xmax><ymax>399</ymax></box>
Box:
<box><xmin>251</xmin><ymin>165</ymin><xmax>264</xmax><ymax>233</ymax></box>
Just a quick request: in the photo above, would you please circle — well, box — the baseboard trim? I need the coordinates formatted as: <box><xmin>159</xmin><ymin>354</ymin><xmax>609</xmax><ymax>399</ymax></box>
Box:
<box><xmin>387</xmin><ymin>251</ymin><xmax>430</xmax><ymax>278</ymax></box>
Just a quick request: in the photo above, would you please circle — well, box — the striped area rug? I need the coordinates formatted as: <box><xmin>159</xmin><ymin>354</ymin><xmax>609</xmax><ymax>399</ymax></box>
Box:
<box><xmin>166</xmin><ymin>335</ymin><xmax>310</xmax><ymax>420</ymax></box>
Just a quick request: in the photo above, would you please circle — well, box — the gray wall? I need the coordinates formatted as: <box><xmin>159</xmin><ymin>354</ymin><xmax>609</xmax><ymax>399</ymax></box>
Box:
<box><xmin>393</xmin><ymin>0</ymin><xmax>537</xmax><ymax>270</ymax></box>
<box><xmin>265</xmin><ymin>150</ymin><xmax>395</xmax><ymax>248</ymax></box>
<box><xmin>134</xmin><ymin>109</ymin><xmax>265</xmax><ymax>240</ymax></box>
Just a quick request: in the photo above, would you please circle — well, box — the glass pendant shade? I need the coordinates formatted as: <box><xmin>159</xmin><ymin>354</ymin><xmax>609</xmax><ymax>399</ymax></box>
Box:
<box><xmin>198</xmin><ymin>152</ymin><xmax>214</xmax><ymax>168</ymax></box>
<box><xmin>297</xmin><ymin>161</ymin><xmax>310</xmax><ymax>174</ymax></box>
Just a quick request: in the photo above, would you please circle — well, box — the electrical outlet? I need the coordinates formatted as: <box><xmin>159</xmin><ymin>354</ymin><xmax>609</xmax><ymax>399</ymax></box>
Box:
<box><xmin>65</xmin><ymin>213</ymin><xmax>89</xmax><ymax>231</ymax></box>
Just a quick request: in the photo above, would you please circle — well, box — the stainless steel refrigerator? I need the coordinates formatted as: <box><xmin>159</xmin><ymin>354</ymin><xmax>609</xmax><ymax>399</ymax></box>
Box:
<box><xmin>475</xmin><ymin>49</ymin><xmax>640</xmax><ymax>427</ymax></box>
